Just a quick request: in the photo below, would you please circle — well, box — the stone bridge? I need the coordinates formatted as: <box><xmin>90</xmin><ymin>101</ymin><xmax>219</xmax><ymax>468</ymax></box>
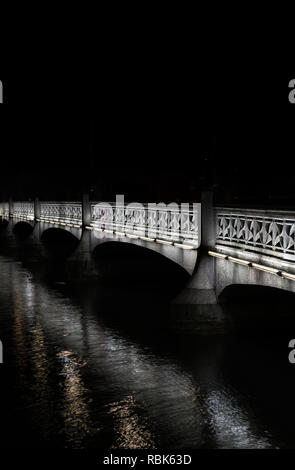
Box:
<box><xmin>2</xmin><ymin>193</ymin><xmax>295</xmax><ymax>316</ymax></box>
<box><xmin>0</xmin><ymin>196</ymin><xmax>200</xmax><ymax>277</ymax></box>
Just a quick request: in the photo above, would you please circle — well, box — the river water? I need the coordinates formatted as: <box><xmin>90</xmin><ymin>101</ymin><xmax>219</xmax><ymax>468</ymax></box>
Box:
<box><xmin>0</xmin><ymin>237</ymin><xmax>295</xmax><ymax>449</ymax></box>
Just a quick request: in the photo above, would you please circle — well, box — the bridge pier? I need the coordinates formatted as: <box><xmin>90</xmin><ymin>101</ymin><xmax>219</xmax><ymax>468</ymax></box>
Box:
<box><xmin>66</xmin><ymin>230</ymin><xmax>100</xmax><ymax>281</ymax></box>
<box><xmin>5</xmin><ymin>198</ymin><xmax>15</xmax><ymax>236</ymax></box>
<box><xmin>34</xmin><ymin>197</ymin><xmax>41</xmax><ymax>220</ymax></box>
<box><xmin>170</xmin><ymin>191</ymin><xmax>225</xmax><ymax>331</ymax></box>
<box><xmin>65</xmin><ymin>194</ymin><xmax>99</xmax><ymax>281</ymax></box>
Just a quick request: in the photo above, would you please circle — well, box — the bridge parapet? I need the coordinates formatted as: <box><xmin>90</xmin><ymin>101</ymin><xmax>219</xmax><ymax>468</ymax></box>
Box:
<box><xmin>39</xmin><ymin>202</ymin><xmax>83</xmax><ymax>227</ymax></box>
<box><xmin>13</xmin><ymin>202</ymin><xmax>35</xmax><ymax>220</ymax></box>
<box><xmin>0</xmin><ymin>198</ymin><xmax>201</xmax><ymax>248</ymax></box>
<box><xmin>0</xmin><ymin>202</ymin><xmax>9</xmax><ymax>218</ymax></box>
<box><xmin>91</xmin><ymin>202</ymin><xmax>200</xmax><ymax>247</ymax></box>
<box><xmin>215</xmin><ymin>207</ymin><xmax>295</xmax><ymax>262</ymax></box>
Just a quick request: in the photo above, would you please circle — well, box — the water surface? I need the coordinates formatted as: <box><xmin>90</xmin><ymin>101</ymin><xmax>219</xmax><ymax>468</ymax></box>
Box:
<box><xmin>0</xmin><ymin>248</ymin><xmax>294</xmax><ymax>449</ymax></box>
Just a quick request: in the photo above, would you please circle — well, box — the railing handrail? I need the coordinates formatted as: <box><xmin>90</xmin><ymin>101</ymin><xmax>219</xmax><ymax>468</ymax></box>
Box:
<box><xmin>215</xmin><ymin>206</ymin><xmax>295</xmax><ymax>217</ymax></box>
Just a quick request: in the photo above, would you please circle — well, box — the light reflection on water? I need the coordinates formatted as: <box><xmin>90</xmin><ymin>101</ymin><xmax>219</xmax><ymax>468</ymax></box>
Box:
<box><xmin>108</xmin><ymin>395</ymin><xmax>155</xmax><ymax>449</ymax></box>
<box><xmin>205</xmin><ymin>389</ymin><xmax>271</xmax><ymax>449</ymax></box>
<box><xmin>57</xmin><ymin>350</ymin><xmax>96</xmax><ymax>447</ymax></box>
<box><xmin>0</xmin><ymin>255</ymin><xmax>292</xmax><ymax>449</ymax></box>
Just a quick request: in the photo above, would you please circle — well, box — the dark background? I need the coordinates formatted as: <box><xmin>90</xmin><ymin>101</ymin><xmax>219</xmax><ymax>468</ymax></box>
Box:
<box><xmin>0</xmin><ymin>55</ymin><xmax>294</xmax><ymax>206</ymax></box>
<box><xmin>0</xmin><ymin>31</ymin><xmax>295</xmax><ymax>462</ymax></box>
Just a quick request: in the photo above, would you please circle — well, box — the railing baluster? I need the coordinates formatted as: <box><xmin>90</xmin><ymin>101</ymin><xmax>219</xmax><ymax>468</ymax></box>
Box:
<box><xmin>215</xmin><ymin>207</ymin><xmax>295</xmax><ymax>261</ymax></box>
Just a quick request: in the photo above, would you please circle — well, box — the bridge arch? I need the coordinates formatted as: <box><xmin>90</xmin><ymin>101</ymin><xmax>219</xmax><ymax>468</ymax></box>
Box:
<box><xmin>88</xmin><ymin>230</ymin><xmax>198</xmax><ymax>275</ymax></box>
<box><xmin>41</xmin><ymin>227</ymin><xmax>80</xmax><ymax>259</ymax></box>
<box><xmin>0</xmin><ymin>218</ymin><xmax>9</xmax><ymax>231</ymax></box>
<box><xmin>92</xmin><ymin>240</ymin><xmax>190</xmax><ymax>293</ymax></box>
<box><xmin>214</xmin><ymin>254</ymin><xmax>295</xmax><ymax>299</ymax></box>
<box><xmin>219</xmin><ymin>283</ymin><xmax>295</xmax><ymax>303</ymax></box>
<box><xmin>217</xmin><ymin>283</ymin><xmax>295</xmax><ymax>331</ymax></box>
<box><xmin>13</xmin><ymin>221</ymin><xmax>34</xmax><ymax>239</ymax></box>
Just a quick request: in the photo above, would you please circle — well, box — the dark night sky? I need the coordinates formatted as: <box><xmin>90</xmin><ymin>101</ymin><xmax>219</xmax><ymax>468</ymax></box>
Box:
<box><xmin>0</xmin><ymin>52</ymin><xmax>294</xmax><ymax>205</ymax></box>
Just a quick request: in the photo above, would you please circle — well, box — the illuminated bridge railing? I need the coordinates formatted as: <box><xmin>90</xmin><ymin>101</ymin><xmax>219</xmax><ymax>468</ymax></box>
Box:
<box><xmin>216</xmin><ymin>207</ymin><xmax>295</xmax><ymax>262</ymax></box>
<box><xmin>0</xmin><ymin>200</ymin><xmax>201</xmax><ymax>247</ymax></box>
<box><xmin>0</xmin><ymin>202</ymin><xmax>9</xmax><ymax>218</ymax></box>
<box><xmin>91</xmin><ymin>202</ymin><xmax>201</xmax><ymax>247</ymax></box>
<box><xmin>13</xmin><ymin>202</ymin><xmax>35</xmax><ymax>220</ymax></box>
<box><xmin>40</xmin><ymin>202</ymin><xmax>83</xmax><ymax>227</ymax></box>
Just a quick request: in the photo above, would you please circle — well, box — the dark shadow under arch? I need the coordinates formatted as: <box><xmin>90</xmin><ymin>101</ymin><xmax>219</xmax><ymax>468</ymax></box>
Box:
<box><xmin>219</xmin><ymin>283</ymin><xmax>295</xmax><ymax>304</ymax></box>
<box><xmin>219</xmin><ymin>283</ymin><xmax>295</xmax><ymax>333</ymax></box>
<box><xmin>93</xmin><ymin>241</ymin><xmax>189</xmax><ymax>295</ymax></box>
<box><xmin>13</xmin><ymin>221</ymin><xmax>34</xmax><ymax>240</ymax></box>
<box><xmin>41</xmin><ymin>228</ymin><xmax>79</xmax><ymax>259</ymax></box>
<box><xmin>0</xmin><ymin>219</ymin><xmax>9</xmax><ymax>232</ymax></box>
